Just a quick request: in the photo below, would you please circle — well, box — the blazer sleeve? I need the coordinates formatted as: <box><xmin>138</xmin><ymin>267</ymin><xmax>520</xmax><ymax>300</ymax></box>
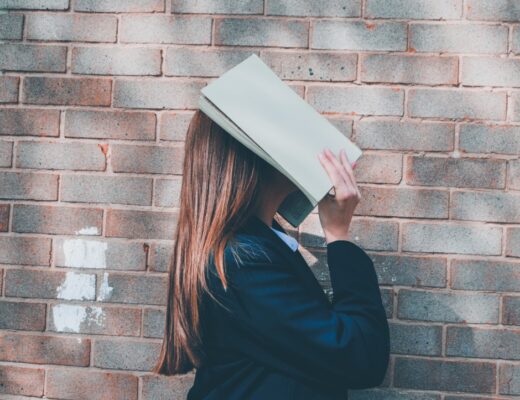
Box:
<box><xmin>217</xmin><ymin>239</ymin><xmax>390</xmax><ymax>391</ymax></box>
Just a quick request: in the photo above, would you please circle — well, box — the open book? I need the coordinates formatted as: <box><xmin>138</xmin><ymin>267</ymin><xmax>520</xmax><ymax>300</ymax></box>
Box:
<box><xmin>198</xmin><ymin>53</ymin><xmax>363</xmax><ymax>227</ymax></box>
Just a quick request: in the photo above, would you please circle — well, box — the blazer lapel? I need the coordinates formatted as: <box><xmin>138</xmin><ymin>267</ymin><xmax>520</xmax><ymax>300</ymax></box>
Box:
<box><xmin>238</xmin><ymin>214</ymin><xmax>331</xmax><ymax>305</ymax></box>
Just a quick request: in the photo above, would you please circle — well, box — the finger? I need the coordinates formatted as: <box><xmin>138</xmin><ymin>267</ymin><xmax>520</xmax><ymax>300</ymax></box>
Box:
<box><xmin>318</xmin><ymin>151</ymin><xmax>348</xmax><ymax>195</ymax></box>
<box><xmin>339</xmin><ymin>149</ymin><xmax>359</xmax><ymax>189</ymax></box>
<box><xmin>340</xmin><ymin>150</ymin><xmax>361</xmax><ymax>198</ymax></box>
<box><xmin>324</xmin><ymin>148</ymin><xmax>351</xmax><ymax>186</ymax></box>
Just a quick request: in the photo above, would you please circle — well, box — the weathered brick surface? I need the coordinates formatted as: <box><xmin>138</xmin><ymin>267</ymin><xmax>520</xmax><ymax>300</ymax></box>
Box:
<box><xmin>503</xmin><ymin>296</ymin><xmax>520</xmax><ymax>325</ymax></box>
<box><xmin>2</xmin><ymin>2</ymin><xmax>519</xmax><ymax>399</ymax></box>
<box><xmin>261</xmin><ymin>50</ymin><xmax>357</xmax><ymax>82</ymax></box>
<box><xmin>16</xmin><ymin>141</ymin><xmax>106</xmax><ymax>170</ymax></box>
<box><xmin>0</xmin><ymin>76</ymin><xmax>19</xmax><ymax>103</ymax></box>
<box><xmin>64</xmin><ymin>109</ymin><xmax>156</xmax><ymax>140</ymax></box>
<box><xmin>48</xmin><ymin>303</ymin><xmax>142</xmax><ymax>335</ymax></box>
<box><xmin>406</xmin><ymin>156</ymin><xmax>506</xmax><ymax>189</ymax></box>
<box><xmin>506</xmin><ymin>227</ymin><xmax>520</xmax><ymax>258</ymax></box>
<box><xmin>0</xmin><ymin>171</ymin><xmax>58</xmax><ymax>200</ymax></box>
<box><xmin>394</xmin><ymin>358</ymin><xmax>496</xmax><ymax>393</ymax></box>
<box><xmin>5</xmin><ymin>268</ymin><xmax>96</xmax><ymax>300</ymax></box>
<box><xmin>113</xmin><ymin>79</ymin><xmax>205</xmax><ymax>109</ymax></box>
<box><xmin>106</xmin><ymin>209</ymin><xmax>177</xmax><ymax>239</ymax></box>
<box><xmin>0</xmin><ymin>205</ymin><xmax>9</xmax><ymax>231</ymax></box>
<box><xmin>410</xmin><ymin>23</ymin><xmax>508</xmax><ymax>54</ymax></box>
<box><xmin>460</xmin><ymin>123</ymin><xmax>520</xmax><ymax>154</ymax></box>
<box><xmin>361</xmin><ymin>54</ymin><xmax>458</xmax><ymax>85</ymax></box>
<box><xmin>143</xmin><ymin>308</ymin><xmax>166</xmax><ymax>338</ymax></box>
<box><xmin>0</xmin><ymin>141</ymin><xmax>13</xmax><ymax>167</ymax></box>
<box><xmin>0</xmin><ymin>108</ymin><xmax>60</xmax><ymax>137</ymax></box>
<box><xmin>12</xmin><ymin>204</ymin><xmax>103</xmax><ymax>235</ymax></box>
<box><xmin>451</xmin><ymin>190</ymin><xmax>520</xmax><ymax>223</ymax></box>
<box><xmin>0</xmin><ymin>0</ymin><xmax>68</xmax><ymax>10</ymax></box>
<box><xmin>120</xmin><ymin>15</ymin><xmax>212</xmax><ymax>44</ymax></box>
<box><xmin>93</xmin><ymin>338</ymin><xmax>161</xmax><ymax>370</ymax></box>
<box><xmin>0</xmin><ymin>43</ymin><xmax>67</xmax><ymax>72</ymax></box>
<box><xmin>0</xmin><ymin>301</ymin><xmax>46</xmax><ymax>330</ymax></box>
<box><xmin>75</xmin><ymin>0</ymin><xmax>164</xmax><ymax>12</ymax></box>
<box><xmin>307</xmin><ymin>85</ymin><xmax>404</xmax><ymax>115</ymax></box>
<box><xmin>402</xmin><ymin>222</ymin><xmax>502</xmax><ymax>255</ymax></box>
<box><xmin>499</xmin><ymin>364</ymin><xmax>520</xmax><ymax>395</ymax></box>
<box><xmin>94</xmin><ymin>272</ymin><xmax>168</xmax><ymax>305</ymax></box>
<box><xmin>0</xmin><ymin>236</ymin><xmax>51</xmax><ymax>266</ymax></box>
<box><xmin>461</xmin><ymin>56</ymin><xmax>520</xmax><ymax>87</ymax></box>
<box><xmin>0</xmin><ymin>13</ymin><xmax>24</xmax><ymax>39</ymax></box>
<box><xmin>398</xmin><ymin>289</ymin><xmax>500</xmax><ymax>323</ymax></box>
<box><xmin>408</xmin><ymin>88</ymin><xmax>506</xmax><ymax>120</ymax></box>
<box><xmin>389</xmin><ymin>322</ymin><xmax>443</xmax><ymax>356</ymax></box>
<box><xmin>72</xmin><ymin>46</ymin><xmax>161</xmax><ymax>76</ymax></box>
<box><xmin>111</xmin><ymin>143</ymin><xmax>184</xmax><ymax>174</ymax></box>
<box><xmin>60</xmin><ymin>174</ymin><xmax>153</xmax><ymax>205</ymax></box>
<box><xmin>0</xmin><ymin>364</ymin><xmax>44</xmax><ymax>397</ymax></box>
<box><xmin>54</xmin><ymin>237</ymin><xmax>148</xmax><ymax>270</ymax></box>
<box><xmin>26</xmin><ymin>13</ymin><xmax>117</xmax><ymax>42</ymax></box>
<box><xmin>154</xmin><ymin>177</ymin><xmax>182</xmax><ymax>207</ymax></box>
<box><xmin>215</xmin><ymin>17</ymin><xmax>309</xmax><ymax>47</ymax></box>
<box><xmin>466</xmin><ymin>0</ymin><xmax>520</xmax><ymax>21</ymax></box>
<box><xmin>173</xmin><ymin>0</ymin><xmax>263</xmax><ymax>14</ymax></box>
<box><xmin>141</xmin><ymin>374</ymin><xmax>194</xmax><ymax>400</ymax></box>
<box><xmin>46</xmin><ymin>368</ymin><xmax>138</xmax><ymax>400</ymax></box>
<box><xmin>354</xmin><ymin>186</ymin><xmax>449</xmax><ymax>219</ymax></box>
<box><xmin>159</xmin><ymin>112</ymin><xmax>194</xmax><ymax>141</ymax></box>
<box><xmin>165</xmin><ymin>47</ymin><xmax>257</xmax><ymax>77</ymax></box>
<box><xmin>356</xmin><ymin>119</ymin><xmax>454</xmax><ymax>151</ymax></box>
<box><xmin>0</xmin><ymin>333</ymin><xmax>91</xmax><ymax>365</ymax></box>
<box><xmin>446</xmin><ymin>326</ymin><xmax>520</xmax><ymax>359</ymax></box>
<box><xmin>23</xmin><ymin>76</ymin><xmax>112</xmax><ymax>106</ymax></box>
<box><xmin>366</xmin><ymin>0</ymin><xmax>462</xmax><ymax>19</ymax></box>
<box><xmin>311</xmin><ymin>20</ymin><xmax>407</xmax><ymax>51</ymax></box>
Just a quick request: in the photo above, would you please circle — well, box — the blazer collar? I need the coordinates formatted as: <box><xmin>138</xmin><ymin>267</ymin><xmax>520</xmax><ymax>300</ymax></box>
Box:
<box><xmin>237</xmin><ymin>214</ymin><xmax>331</xmax><ymax>305</ymax></box>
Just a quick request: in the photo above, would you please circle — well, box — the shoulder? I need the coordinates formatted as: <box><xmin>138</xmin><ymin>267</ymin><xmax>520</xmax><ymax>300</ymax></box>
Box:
<box><xmin>206</xmin><ymin>233</ymin><xmax>286</xmax><ymax>284</ymax></box>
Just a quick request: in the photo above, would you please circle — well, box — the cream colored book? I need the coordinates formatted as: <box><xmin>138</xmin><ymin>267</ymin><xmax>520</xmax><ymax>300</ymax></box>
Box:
<box><xmin>198</xmin><ymin>53</ymin><xmax>362</xmax><ymax>227</ymax></box>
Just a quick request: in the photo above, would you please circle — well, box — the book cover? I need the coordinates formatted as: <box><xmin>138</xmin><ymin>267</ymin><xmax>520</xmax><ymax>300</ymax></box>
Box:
<box><xmin>199</xmin><ymin>53</ymin><xmax>362</xmax><ymax>227</ymax></box>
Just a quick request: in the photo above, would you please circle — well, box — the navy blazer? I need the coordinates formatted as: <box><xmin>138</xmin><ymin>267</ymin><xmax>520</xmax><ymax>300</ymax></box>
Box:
<box><xmin>187</xmin><ymin>214</ymin><xmax>390</xmax><ymax>399</ymax></box>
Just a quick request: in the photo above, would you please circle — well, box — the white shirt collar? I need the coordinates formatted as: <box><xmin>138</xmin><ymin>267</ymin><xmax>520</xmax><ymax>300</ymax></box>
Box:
<box><xmin>270</xmin><ymin>227</ymin><xmax>299</xmax><ymax>252</ymax></box>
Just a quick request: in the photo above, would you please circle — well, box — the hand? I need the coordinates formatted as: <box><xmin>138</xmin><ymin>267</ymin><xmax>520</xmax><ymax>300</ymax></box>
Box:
<box><xmin>317</xmin><ymin>148</ymin><xmax>361</xmax><ymax>244</ymax></box>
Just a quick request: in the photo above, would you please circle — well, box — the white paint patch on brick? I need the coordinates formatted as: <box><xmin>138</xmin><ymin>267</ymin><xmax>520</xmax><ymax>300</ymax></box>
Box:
<box><xmin>97</xmin><ymin>272</ymin><xmax>113</xmax><ymax>301</ymax></box>
<box><xmin>56</xmin><ymin>271</ymin><xmax>96</xmax><ymax>300</ymax></box>
<box><xmin>62</xmin><ymin>238</ymin><xmax>108</xmax><ymax>269</ymax></box>
<box><xmin>75</xmin><ymin>226</ymin><xmax>100</xmax><ymax>235</ymax></box>
<box><xmin>52</xmin><ymin>303</ymin><xmax>105</xmax><ymax>333</ymax></box>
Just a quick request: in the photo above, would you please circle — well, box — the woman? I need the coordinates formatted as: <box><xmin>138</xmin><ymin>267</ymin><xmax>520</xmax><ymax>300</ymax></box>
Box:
<box><xmin>153</xmin><ymin>110</ymin><xmax>390</xmax><ymax>399</ymax></box>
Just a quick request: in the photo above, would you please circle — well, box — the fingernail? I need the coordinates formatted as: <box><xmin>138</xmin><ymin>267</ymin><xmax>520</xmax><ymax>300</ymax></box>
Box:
<box><xmin>352</xmin><ymin>162</ymin><xmax>357</xmax><ymax>169</ymax></box>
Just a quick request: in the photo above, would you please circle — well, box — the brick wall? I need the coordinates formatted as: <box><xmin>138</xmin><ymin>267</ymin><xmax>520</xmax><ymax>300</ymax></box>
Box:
<box><xmin>1</xmin><ymin>0</ymin><xmax>519</xmax><ymax>399</ymax></box>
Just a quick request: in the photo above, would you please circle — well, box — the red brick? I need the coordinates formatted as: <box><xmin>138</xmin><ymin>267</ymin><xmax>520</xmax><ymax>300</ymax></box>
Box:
<box><xmin>48</xmin><ymin>303</ymin><xmax>141</xmax><ymax>335</ymax></box>
<box><xmin>23</xmin><ymin>76</ymin><xmax>111</xmax><ymax>106</ymax></box>
<box><xmin>111</xmin><ymin>143</ymin><xmax>184</xmax><ymax>174</ymax></box>
<box><xmin>0</xmin><ymin>108</ymin><xmax>60</xmax><ymax>137</ymax></box>
<box><xmin>0</xmin><ymin>332</ymin><xmax>90</xmax><ymax>366</ymax></box>
<box><xmin>406</xmin><ymin>155</ymin><xmax>506</xmax><ymax>189</ymax></box>
<box><xmin>106</xmin><ymin>209</ymin><xmax>176</xmax><ymax>240</ymax></box>
<box><xmin>12</xmin><ymin>204</ymin><xmax>103</xmax><ymax>235</ymax></box>
<box><xmin>0</xmin><ymin>301</ymin><xmax>46</xmax><ymax>331</ymax></box>
<box><xmin>354</xmin><ymin>185</ymin><xmax>449</xmax><ymax>219</ymax></box>
<box><xmin>0</xmin><ymin>76</ymin><xmax>19</xmax><ymax>103</ymax></box>
<box><xmin>46</xmin><ymin>368</ymin><xmax>138</xmax><ymax>400</ymax></box>
<box><xmin>0</xmin><ymin>204</ymin><xmax>8</xmax><ymax>231</ymax></box>
<box><xmin>503</xmin><ymin>296</ymin><xmax>520</xmax><ymax>326</ymax></box>
<box><xmin>0</xmin><ymin>364</ymin><xmax>44</xmax><ymax>397</ymax></box>
<box><xmin>0</xmin><ymin>236</ymin><xmax>52</xmax><ymax>266</ymax></box>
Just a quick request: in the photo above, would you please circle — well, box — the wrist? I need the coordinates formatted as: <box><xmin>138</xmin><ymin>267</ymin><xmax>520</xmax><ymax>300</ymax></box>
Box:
<box><xmin>324</xmin><ymin>232</ymin><xmax>350</xmax><ymax>244</ymax></box>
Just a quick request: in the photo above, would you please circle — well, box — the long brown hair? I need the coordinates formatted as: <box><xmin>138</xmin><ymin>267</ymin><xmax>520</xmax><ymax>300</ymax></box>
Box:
<box><xmin>153</xmin><ymin>109</ymin><xmax>276</xmax><ymax>375</ymax></box>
